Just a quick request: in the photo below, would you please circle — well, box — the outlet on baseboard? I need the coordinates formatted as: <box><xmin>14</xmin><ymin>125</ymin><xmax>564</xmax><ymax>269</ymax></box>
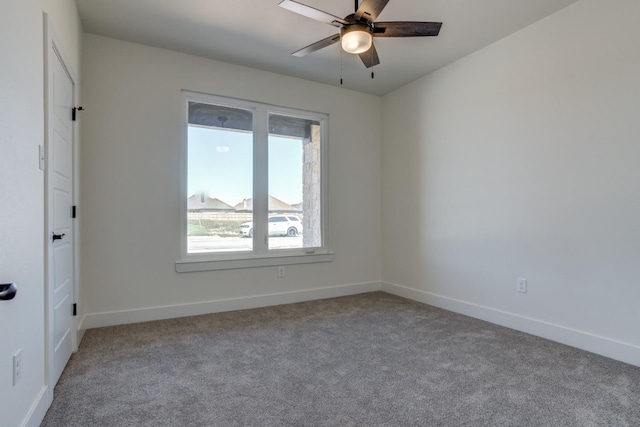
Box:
<box><xmin>278</xmin><ymin>266</ymin><xmax>285</xmax><ymax>278</ymax></box>
<box><xmin>13</xmin><ymin>349</ymin><xmax>22</xmax><ymax>386</ymax></box>
<box><xmin>516</xmin><ymin>277</ymin><xmax>527</xmax><ymax>293</ymax></box>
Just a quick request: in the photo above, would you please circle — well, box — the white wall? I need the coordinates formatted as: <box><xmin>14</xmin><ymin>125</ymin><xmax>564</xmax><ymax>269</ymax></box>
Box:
<box><xmin>79</xmin><ymin>34</ymin><xmax>382</xmax><ymax>324</ymax></box>
<box><xmin>382</xmin><ymin>0</ymin><xmax>640</xmax><ymax>364</ymax></box>
<box><xmin>0</xmin><ymin>1</ymin><xmax>82</xmax><ymax>426</ymax></box>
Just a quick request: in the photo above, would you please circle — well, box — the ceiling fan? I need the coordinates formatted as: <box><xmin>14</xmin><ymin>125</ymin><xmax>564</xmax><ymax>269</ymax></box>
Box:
<box><xmin>279</xmin><ymin>0</ymin><xmax>443</xmax><ymax>68</ymax></box>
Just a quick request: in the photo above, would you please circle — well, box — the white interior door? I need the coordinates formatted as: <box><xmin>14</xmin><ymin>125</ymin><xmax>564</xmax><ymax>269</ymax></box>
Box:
<box><xmin>47</xmin><ymin>36</ymin><xmax>75</xmax><ymax>389</ymax></box>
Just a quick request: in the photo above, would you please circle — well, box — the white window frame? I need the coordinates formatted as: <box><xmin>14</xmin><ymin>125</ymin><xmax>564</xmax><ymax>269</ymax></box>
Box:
<box><xmin>176</xmin><ymin>91</ymin><xmax>333</xmax><ymax>272</ymax></box>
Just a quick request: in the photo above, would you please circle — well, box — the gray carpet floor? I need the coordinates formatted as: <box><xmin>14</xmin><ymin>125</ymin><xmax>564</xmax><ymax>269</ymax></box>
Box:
<box><xmin>42</xmin><ymin>292</ymin><xmax>640</xmax><ymax>426</ymax></box>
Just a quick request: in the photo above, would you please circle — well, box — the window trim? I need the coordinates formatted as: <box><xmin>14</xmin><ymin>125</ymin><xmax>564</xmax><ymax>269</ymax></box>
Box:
<box><xmin>177</xmin><ymin>91</ymin><xmax>332</xmax><ymax>272</ymax></box>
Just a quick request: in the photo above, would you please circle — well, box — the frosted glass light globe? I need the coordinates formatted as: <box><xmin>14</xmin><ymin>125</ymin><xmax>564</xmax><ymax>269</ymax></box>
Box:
<box><xmin>341</xmin><ymin>25</ymin><xmax>372</xmax><ymax>54</ymax></box>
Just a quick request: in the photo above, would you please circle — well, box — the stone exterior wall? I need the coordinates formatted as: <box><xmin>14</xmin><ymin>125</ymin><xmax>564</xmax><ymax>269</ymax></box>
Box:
<box><xmin>302</xmin><ymin>124</ymin><xmax>322</xmax><ymax>247</ymax></box>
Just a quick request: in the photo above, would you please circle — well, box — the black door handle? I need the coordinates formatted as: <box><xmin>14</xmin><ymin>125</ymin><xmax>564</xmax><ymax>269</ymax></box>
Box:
<box><xmin>0</xmin><ymin>283</ymin><xmax>17</xmax><ymax>301</ymax></box>
<box><xmin>52</xmin><ymin>233</ymin><xmax>66</xmax><ymax>241</ymax></box>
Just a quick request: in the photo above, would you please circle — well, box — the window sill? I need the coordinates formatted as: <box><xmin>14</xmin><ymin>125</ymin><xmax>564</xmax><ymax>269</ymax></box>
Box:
<box><xmin>175</xmin><ymin>250</ymin><xmax>334</xmax><ymax>273</ymax></box>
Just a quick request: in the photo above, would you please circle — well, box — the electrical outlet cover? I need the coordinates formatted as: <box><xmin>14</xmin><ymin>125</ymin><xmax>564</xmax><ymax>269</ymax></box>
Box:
<box><xmin>516</xmin><ymin>277</ymin><xmax>527</xmax><ymax>293</ymax></box>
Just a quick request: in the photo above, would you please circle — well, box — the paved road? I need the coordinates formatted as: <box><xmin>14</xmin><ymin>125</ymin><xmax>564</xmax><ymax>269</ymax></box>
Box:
<box><xmin>188</xmin><ymin>235</ymin><xmax>303</xmax><ymax>253</ymax></box>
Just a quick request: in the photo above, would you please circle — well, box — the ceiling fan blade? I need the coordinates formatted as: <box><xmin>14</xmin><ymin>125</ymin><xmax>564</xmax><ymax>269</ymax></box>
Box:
<box><xmin>279</xmin><ymin>0</ymin><xmax>347</xmax><ymax>27</ymax></box>
<box><xmin>373</xmin><ymin>21</ymin><xmax>442</xmax><ymax>37</ymax></box>
<box><xmin>358</xmin><ymin>43</ymin><xmax>380</xmax><ymax>68</ymax></box>
<box><xmin>292</xmin><ymin>34</ymin><xmax>341</xmax><ymax>57</ymax></box>
<box><xmin>354</xmin><ymin>0</ymin><xmax>390</xmax><ymax>23</ymax></box>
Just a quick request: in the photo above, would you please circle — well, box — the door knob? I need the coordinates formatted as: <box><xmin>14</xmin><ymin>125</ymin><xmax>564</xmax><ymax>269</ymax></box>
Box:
<box><xmin>0</xmin><ymin>283</ymin><xmax>17</xmax><ymax>301</ymax></box>
<box><xmin>52</xmin><ymin>233</ymin><xmax>66</xmax><ymax>241</ymax></box>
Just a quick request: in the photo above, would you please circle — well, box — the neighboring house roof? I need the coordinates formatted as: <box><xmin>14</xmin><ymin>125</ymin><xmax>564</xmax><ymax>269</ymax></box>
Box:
<box><xmin>234</xmin><ymin>198</ymin><xmax>252</xmax><ymax>211</ymax></box>
<box><xmin>269</xmin><ymin>195</ymin><xmax>298</xmax><ymax>211</ymax></box>
<box><xmin>234</xmin><ymin>196</ymin><xmax>301</xmax><ymax>212</ymax></box>
<box><xmin>187</xmin><ymin>194</ymin><xmax>234</xmax><ymax>210</ymax></box>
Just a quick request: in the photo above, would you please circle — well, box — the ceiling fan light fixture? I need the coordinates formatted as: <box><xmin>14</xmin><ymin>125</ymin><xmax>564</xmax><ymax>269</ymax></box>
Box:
<box><xmin>340</xmin><ymin>24</ymin><xmax>372</xmax><ymax>54</ymax></box>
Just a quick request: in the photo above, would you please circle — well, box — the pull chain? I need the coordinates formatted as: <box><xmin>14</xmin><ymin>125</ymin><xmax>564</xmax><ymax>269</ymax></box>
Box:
<box><xmin>371</xmin><ymin>47</ymin><xmax>375</xmax><ymax>79</ymax></box>
<box><xmin>340</xmin><ymin>37</ymin><xmax>344</xmax><ymax>85</ymax></box>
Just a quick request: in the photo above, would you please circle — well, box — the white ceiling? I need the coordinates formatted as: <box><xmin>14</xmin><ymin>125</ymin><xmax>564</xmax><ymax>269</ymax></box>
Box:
<box><xmin>75</xmin><ymin>0</ymin><xmax>579</xmax><ymax>96</ymax></box>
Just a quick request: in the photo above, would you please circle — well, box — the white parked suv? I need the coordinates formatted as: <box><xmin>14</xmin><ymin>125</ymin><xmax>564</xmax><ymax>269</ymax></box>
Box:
<box><xmin>240</xmin><ymin>215</ymin><xmax>303</xmax><ymax>238</ymax></box>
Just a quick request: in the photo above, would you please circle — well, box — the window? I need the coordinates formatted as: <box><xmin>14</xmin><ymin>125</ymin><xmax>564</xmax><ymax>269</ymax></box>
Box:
<box><xmin>177</xmin><ymin>92</ymin><xmax>332</xmax><ymax>272</ymax></box>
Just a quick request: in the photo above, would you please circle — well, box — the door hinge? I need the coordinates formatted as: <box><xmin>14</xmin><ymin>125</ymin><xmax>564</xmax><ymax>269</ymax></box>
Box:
<box><xmin>72</xmin><ymin>303</ymin><xmax>77</xmax><ymax>316</ymax></box>
<box><xmin>72</xmin><ymin>205</ymin><xmax>77</xmax><ymax>218</ymax></box>
<box><xmin>71</xmin><ymin>106</ymin><xmax>84</xmax><ymax>121</ymax></box>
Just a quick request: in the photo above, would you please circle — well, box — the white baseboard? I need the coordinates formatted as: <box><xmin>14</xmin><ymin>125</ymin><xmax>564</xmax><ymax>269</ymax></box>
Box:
<box><xmin>75</xmin><ymin>326</ymin><xmax>85</xmax><ymax>350</ymax></box>
<box><xmin>382</xmin><ymin>282</ymin><xmax>640</xmax><ymax>367</ymax></box>
<box><xmin>77</xmin><ymin>312</ymin><xmax>86</xmax><ymax>332</ymax></box>
<box><xmin>79</xmin><ymin>280</ymin><xmax>639</xmax><ymax>366</ymax></box>
<box><xmin>23</xmin><ymin>385</ymin><xmax>50</xmax><ymax>427</ymax></box>
<box><xmin>81</xmin><ymin>282</ymin><xmax>383</xmax><ymax>329</ymax></box>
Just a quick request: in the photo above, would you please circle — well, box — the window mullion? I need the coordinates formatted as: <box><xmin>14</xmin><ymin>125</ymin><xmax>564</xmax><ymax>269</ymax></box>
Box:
<box><xmin>252</xmin><ymin>105</ymin><xmax>269</xmax><ymax>254</ymax></box>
